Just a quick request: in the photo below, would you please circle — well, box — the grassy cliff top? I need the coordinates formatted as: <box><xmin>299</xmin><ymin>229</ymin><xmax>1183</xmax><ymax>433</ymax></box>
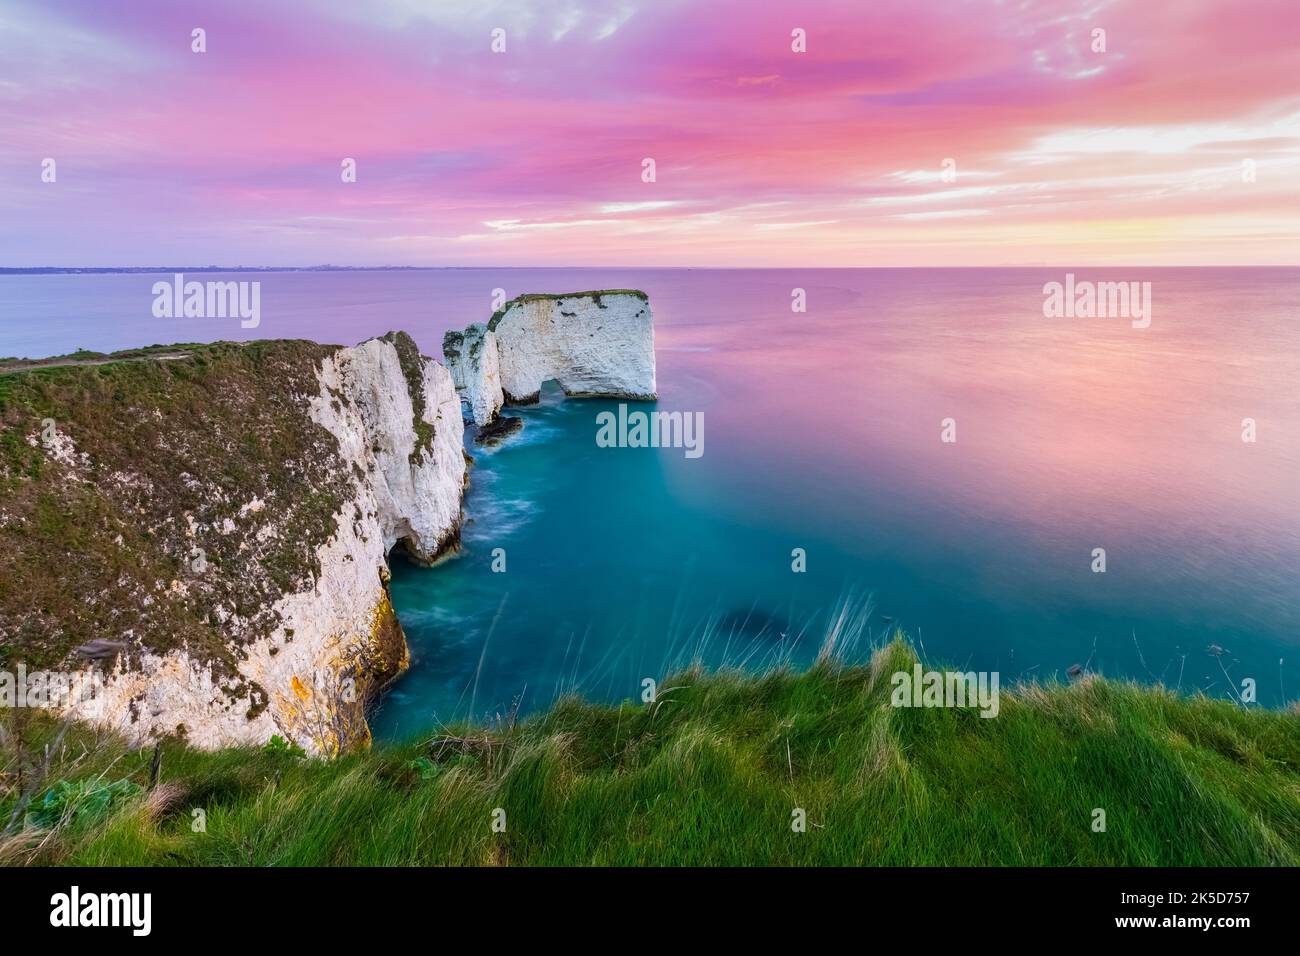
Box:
<box><xmin>3</xmin><ymin>638</ymin><xmax>1297</xmax><ymax>866</ymax></box>
<box><xmin>487</xmin><ymin>290</ymin><xmax>649</xmax><ymax>330</ymax></box>
<box><xmin>0</xmin><ymin>339</ymin><xmax>353</xmax><ymax>682</ymax></box>
<box><xmin>0</xmin><ymin>343</ymin><xmax>209</xmax><ymax>373</ymax></box>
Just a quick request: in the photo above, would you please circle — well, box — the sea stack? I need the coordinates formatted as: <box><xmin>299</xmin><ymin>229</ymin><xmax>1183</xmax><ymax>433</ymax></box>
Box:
<box><xmin>443</xmin><ymin>290</ymin><xmax>657</xmax><ymax>426</ymax></box>
<box><xmin>442</xmin><ymin>323</ymin><xmax>504</xmax><ymax>429</ymax></box>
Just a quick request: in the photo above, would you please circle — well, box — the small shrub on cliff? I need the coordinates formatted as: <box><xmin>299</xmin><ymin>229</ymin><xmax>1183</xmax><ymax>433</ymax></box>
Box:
<box><xmin>262</xmin><ymin>735</ymin><xmax>306</xmax><ymax>759</ymax></box>
<box><xmin>24</xmin><ymin>778</ymin><xmax>142</xmax><ymax>830</ymax></box>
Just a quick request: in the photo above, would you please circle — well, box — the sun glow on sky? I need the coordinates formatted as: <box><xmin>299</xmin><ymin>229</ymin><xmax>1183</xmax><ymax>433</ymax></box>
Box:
<box><xmin>1</xmin><ymin>0</ymin><xmax>1298</xmax><ymax>266</ymax></box>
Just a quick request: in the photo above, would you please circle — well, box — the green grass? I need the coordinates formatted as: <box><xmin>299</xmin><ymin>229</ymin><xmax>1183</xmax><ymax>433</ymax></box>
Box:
<box><xmin>4</xmin><ymin>638</ymin><xmax>1298</xmax><ymax>866</ymax></box>
<box><xmin>487</xmin><ymin>289</ymin><xmax>648</xmax><ymax>330</ymax></box>
<box><xmin>0</xmin><ymin>343</ymin><xmax>208</xmax><ymax>371</ymax></box>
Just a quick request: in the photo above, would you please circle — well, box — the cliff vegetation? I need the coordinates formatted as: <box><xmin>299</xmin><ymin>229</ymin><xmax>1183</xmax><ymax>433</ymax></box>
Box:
<box><xmin>0</xmin><ymin>341</ymin><xmax>350</xmax><ymax>685</ymax></box>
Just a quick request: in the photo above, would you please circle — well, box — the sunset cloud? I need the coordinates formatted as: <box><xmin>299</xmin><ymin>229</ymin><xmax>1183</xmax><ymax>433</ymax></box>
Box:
<box><xmin>1</xmin><ymin>0</ymin><xmax>1297</xmax><ymax>265</ymax></box>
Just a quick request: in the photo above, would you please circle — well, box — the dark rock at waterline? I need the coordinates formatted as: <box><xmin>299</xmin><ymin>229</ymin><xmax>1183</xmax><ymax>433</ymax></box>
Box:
<box><xmin>474</xmin><ymin>415</ymin><xmax>523</xmax><ymax>446</ymax></box>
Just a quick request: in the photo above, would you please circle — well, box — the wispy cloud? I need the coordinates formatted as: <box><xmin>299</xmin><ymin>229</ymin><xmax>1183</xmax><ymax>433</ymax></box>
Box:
<box><xmin>2</xmin><ymin>0</ymin><xmax>1298</xmax><ymax>265</ymax></box>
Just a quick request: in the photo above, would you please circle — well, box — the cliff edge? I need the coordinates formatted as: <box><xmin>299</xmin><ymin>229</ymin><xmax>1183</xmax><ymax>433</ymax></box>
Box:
<box><xmin>0</xmin><ymin>333</ymin><xmax>465</xmax><ymax>756</ymax></box>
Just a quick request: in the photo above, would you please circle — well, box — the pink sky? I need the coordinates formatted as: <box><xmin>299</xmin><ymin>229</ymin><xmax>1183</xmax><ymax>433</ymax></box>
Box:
<box><xmin>2</xmin><ymin>0</ymin><xmax>1298</xmax><ymax>266</ymax></box>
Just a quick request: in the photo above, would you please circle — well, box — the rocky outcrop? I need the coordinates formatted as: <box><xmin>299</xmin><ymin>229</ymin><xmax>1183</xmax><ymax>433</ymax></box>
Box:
<box><xmin>2</xmin><ymin>293</ymin><xmax>659</xmax><ymax>757</ymax></box>
<box><xmin>474</xmin><ymin>415</ymin><xmax>523</xmax><ymax>446</ymax></box>
<box><xmin>444</xmin><ymin>291</ymin><xmax>656</xmax><ymax>425</ymax></box>
<box><xmin>0</xmin><ymin>333</ymin><xmax>465</xmax><ymax>756</ymax></box>
<box><xmin>317</xmin><ymin>333</ymin><xmax>465</xmax><ymax>566</ymax></box>
<box><xmin>442</xmin><ymin>324</ymin><xmax>504</xmax><ymax>428</ymax></box>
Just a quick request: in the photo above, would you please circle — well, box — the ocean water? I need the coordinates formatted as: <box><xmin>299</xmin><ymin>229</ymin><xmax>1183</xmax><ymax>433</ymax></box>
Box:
<box><xmin>2</xmin><ymin>267</ymin><xmax>1297</xmax><ymax>732</ymax></box>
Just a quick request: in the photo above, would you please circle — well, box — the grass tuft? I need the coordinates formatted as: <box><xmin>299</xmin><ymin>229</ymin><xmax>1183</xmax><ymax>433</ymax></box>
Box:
<box><xmin>2</xmin><ymin>637</ymin><xmax>1297</xmax><ymax>866</ymax></box>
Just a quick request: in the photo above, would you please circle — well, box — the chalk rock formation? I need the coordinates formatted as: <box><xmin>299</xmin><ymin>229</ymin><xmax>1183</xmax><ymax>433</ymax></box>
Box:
<box><xmin>443</xmin><ymin>291</ymin><xmax>656</xmax><ymax>425</ymax></box>
<box><xmin>442</xmin><ymin>324</ymin><xmax>504</xmax><ymax>429</ymax></box>
<box><xmin>0</xmin><ymin>333</ymin><xmax>465</xmax><ymax>756</ymax></box>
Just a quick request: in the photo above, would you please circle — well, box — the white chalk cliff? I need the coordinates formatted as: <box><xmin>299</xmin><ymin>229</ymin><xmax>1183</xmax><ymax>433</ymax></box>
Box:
<box><xmin>442</xmin><ymin>324</ymin><xmax>504</xmax><ymax>428</ymax></box>
<box><xmin>444</xmin><ymin>291</ymin><xmax>656</xmax><ymax>425</ymax></box>
<box><xmin>60</xmin><ymin>334</ymin><xmax>466</xmax><ymax>756</ymax></box>
<box><xmin>15</xmin><ymin>294</ymin><xmax>657</xmax><ymax>758</ymax></box>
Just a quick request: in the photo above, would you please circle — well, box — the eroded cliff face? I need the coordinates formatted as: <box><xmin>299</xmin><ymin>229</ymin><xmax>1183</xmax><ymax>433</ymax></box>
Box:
<box><xmin>442</xmin><ymin>324</ymin><xmax>504</xmax><ymax>428</ymax></box>
<box><xmin>443</xmin><ymin>291</ymin><xmax>656</xmax><ymax>425</ymax></box>
<box><xmin>0</xmin><ymin>333</ymin><xmax>465</xmax><ymax>756</ymax></box>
